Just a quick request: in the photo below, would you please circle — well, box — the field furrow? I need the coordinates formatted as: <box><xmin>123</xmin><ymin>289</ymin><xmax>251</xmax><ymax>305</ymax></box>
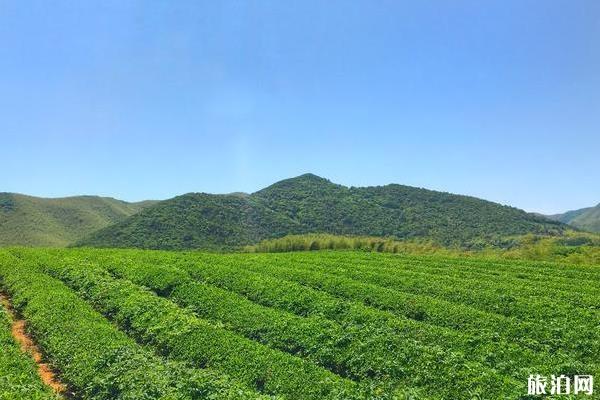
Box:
<box><xmin>0</xmin><ymin>294</ymin><xmax>58</xmax><ymax>400</ymax></box>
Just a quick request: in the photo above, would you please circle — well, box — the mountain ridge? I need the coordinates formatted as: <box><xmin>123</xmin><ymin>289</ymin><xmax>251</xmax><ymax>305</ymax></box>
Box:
<box><xmin>76</xmin><ymin>174</ymin><xmax>567</xmax><ymax>249</ymax></box>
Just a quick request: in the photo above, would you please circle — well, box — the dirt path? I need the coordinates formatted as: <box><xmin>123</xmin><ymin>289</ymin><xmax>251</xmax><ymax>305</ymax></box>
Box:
<box><xmin>0</xmin><ymin>293</ymin><xmax>67</xmax><ymax>395</ymax></box>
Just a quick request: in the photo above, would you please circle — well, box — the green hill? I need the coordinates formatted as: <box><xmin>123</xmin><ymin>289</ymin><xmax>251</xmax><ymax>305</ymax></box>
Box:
<box><xmin>548</xmin><ymin>204</ymin><xmax>600</xmax><ymax>232</ymax></box>
<box><xmin>77</xmin><ymin>174</ymin><xmax>567</xmax><ymax>249</ymax></box>
<box><xmin>77</xmin><ymin>193</ymin><xmax>303</xmax><ymax>250</ymax></box>
<box><xmin>0</xmin><ymin>193</ymin><xmax>156</xmax><ymax>247</ymax></box>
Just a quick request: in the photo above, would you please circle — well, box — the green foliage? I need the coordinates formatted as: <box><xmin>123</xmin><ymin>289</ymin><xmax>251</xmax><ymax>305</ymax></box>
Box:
<box><xmin>248</xmin><ymin>231</ymin><xmax>600</xmax><ymax>266</ymax></box>
<box><xmin>0</xmin><ymin>193</ymin><xmax>155</xmax><ymax>247</ymax></box>
<box><xmin>0</xmin><ymin>250</ymin><xmax>266</xmax><ymax>400</ymax></box>
<box><xmin>76</xmin><ymin>174</ymin><xmax>567</xmax><ymax>250</ymax></box>
<box><xmin>220</xmin><ymin>252</ymin><xmax>599</xmax><ymax>364</ymax></box>
<box><xmin>0</xmin><ymin>298</ymin><xmax>57</xmax><ymax>399</ymax></box>
<box><xmin>2</xmin><ymin>248</ymin><xmax>599</xmax><ymax>399</ymax></box>
<box><xmin>60</xmin><ymin>249</ymin><xmax>514</xmax><ymax>398</ymax></box>
<box><xmin>246</xmin><ymin>234</ymin><xmax>450</xmax><ymax>254</ymax></box>
<box><xmin>76</xmin><ymin>193</ymin><xmax>302</xmax><ymax>250</ymax></box>
<box><xmin>498</xmin><ymin>232</ymin><xmax>600</xmax><ymax>265</ymax></box>
<box><xmin>172</xmin><ymin>252</ymin><xmax>597</xmax><ymax>368</ymax></box>
<box><xmin>21</xmin><ymin>250</ymin><xmax>363</xmax><ymax>400</ymax></box>
<box><xmin>61</xmin><ymin>248</ymin><xmax>600</xmax><ymax>398</ymax></box>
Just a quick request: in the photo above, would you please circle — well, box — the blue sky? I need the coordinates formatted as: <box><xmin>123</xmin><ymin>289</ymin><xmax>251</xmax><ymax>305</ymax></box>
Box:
<box><xmin>1</xmin><ymin>1</ymin><xmax>598</xmax><ymax>214</ymax></box>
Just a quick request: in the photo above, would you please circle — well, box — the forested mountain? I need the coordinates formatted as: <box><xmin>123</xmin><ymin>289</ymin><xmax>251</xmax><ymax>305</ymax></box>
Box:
<box><xmin>77</xmin><ymin>174</ymin><xmax>566</xmax><ymax>249</ymax></box>
<box><xmin>548</xmin><ymin>204</ymin><xmax>600</xmax><ymax>232</ymax></box>
<box><xmin>0</xmin><ymin>193</ymin><xmax>155</xmax><ymax>246</ymax></box>
<box><xmin>77</xmin><ymin>193</ymin><xmax>303</xmax><ymax>249</ymax></box>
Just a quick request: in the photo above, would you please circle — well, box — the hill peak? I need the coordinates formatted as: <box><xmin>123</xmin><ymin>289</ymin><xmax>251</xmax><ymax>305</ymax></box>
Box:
<box><xmin>280</xmin><ymin>173</ymin><xmax>332</xmax><ymax>185</ymax></box>
<box><xmin>295</xmin><ymin>173</ymin><xmax>328</xmax><ymax>181</ymax></box>
<box><xmin>253</xmin><ymin>174</ymin><xmax>339</xmax><ymax>195</ymax></box>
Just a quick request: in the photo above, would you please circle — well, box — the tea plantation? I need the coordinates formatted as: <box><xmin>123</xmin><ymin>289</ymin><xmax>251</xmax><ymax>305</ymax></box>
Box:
<box><xmin>0</xmin><ymin>248</ymin><xmax>598</xmax><ymax>399</ymax></box>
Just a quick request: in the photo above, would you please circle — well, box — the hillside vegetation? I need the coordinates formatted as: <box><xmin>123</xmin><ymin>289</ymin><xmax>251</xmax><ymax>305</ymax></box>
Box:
<box><xmin>549</xmin><ymin>203</ymin><xmax>600</xmax><ymax>232</ymax></box>
<box><xmin>77</xmin><ymin>174</ymin><xmax>566</xmax><ymax>249</ymax></box>
<box><xmin>247</xmin><ymin>232</ymin><xmax>600</xmax><ymax>266</ymax></box>
<box><xmin>0</xmin><ymin>193</ymin><xmax>155</xmax><ymax>247</ymax></box>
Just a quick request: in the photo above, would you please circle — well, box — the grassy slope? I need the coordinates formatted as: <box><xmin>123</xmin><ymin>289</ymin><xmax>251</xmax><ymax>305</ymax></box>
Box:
<box><xmin>0</xmin><ymin>193</ymin><xmax>156</xmax><ymax>247</ymax></box>
<box><xmin>549</xmin><ymin>204</ymin><xmax>600</xmax><ymax>233</ymax></box>
<box><xmin>77</xmin><ymin>173</ymin><xmax>567</xmax><ymax>250</ymax></box>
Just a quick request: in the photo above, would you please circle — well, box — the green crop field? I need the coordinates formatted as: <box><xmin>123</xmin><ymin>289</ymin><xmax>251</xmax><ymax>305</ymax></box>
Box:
<box><xmin>0</xmin><ymin>248</ymin><xmax>598</xmax><ymax>399</ymax></box>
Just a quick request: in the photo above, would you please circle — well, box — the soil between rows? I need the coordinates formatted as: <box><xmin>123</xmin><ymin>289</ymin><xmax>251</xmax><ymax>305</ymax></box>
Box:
<box><xmin>0</xmin><ymin>292</ymin><xmax>67</xmax><ymax>396</ymax></box>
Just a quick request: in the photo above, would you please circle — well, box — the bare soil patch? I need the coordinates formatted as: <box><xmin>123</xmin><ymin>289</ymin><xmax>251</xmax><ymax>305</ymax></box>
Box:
<box><xmin>0</xmin><ymin>293</ymin><xmax>67</xmax><ymax>395</ymax></box>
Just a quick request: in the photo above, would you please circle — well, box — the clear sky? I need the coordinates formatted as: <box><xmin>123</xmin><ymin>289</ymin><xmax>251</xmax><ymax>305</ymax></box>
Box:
<box><xmin>1</xmin><ymin>1</ymin><xmax>598</xmax><ymax>214</ymax></box>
